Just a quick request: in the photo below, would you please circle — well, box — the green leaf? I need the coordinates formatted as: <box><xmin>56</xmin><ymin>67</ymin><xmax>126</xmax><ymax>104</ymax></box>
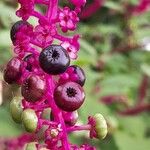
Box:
<box><xmin>114</xmin><ymin>131</ymin><xmax>150</xmax><ymax>150</ymax></box>
<box><xmin>104</xmin><ymin>1</ymin><xmax>123</xmax><ymax>12</ymax></box>
<box><xmin>80</xmin><ymin>39</ymin><xmax>97</xmax><ymax>58</ymax></box>
<box><xmin>0</xmin><ymin>106</ymin><xmax>22</xmax><ymax>137</ymax></box>
<box><xmin>99</xmin><ymin>74</ymin><xmax>140</xmax><ymax>97</ymax></box>
<box><xmin>0</xmin><ymin>30</ymin><xmax>11</xmax><ymax>47</ymax></box>
<box><xmin>0</xmin><ymin>2</ymin><xmax>18</xmax><ymax>27</ymax></box>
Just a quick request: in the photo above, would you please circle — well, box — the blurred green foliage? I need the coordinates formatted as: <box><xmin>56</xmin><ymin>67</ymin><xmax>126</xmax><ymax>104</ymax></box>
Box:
<box><xmin>0</xmin><ymin>0</ymin><xmax>150</xmax><ymax>150</ymax></box>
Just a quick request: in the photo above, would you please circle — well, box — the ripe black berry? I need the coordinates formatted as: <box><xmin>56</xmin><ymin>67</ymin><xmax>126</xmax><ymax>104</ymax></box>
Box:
<box><xmin>70</xmin><ymin>65</ymin><xmax>86</xmax><ymax>86</ymax></box>
<box><xmin>24</xmin><ymin>54</ymin><xmax>33</xmax><ymax>71</ymax></box>
<box><xmin>10</xmin><ymin>20</ymin><xmax>29</xmax><ymax>44</ymax></box>
<box><xmin>21</xmin><ymin>74</ymin><xmax>46</xmax><ymax>102</ymax></box>
<box><xmin>4</xmin><ymin>57</ymin><xmax>22</xmax><ymax>84</ymax></box>
<box><xmin>39</xmin><ymin>45</ymin><xmax>70</xmax><ymax>75</ymax></box>
<box><xmin>54</xmin><ymin>81</ymin><xmax>85</xmax><ymax>112</ymax></box>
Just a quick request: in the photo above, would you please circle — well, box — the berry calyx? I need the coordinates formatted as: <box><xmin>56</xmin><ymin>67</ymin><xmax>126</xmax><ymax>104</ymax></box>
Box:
<box><xmin>10</xmin><ymin>20</ymin><xmax>29</xmax><ymax>44</ymax></box>
<box><xmin>22</xmin><ymin>109</ymin><xmax>38</xmax><ymax>133</ymax></box>
<box><xmin>10</xmin><ymin>96</ymin><xmax>23</xmax><ymax>123</ymax></box>
<box><xmin>25</xmin><ymin>142</ymin><xmax>37</xmax><ymax>150</ymax></box>
<box><xmin>39</xmin><ymin>45</ymin><xmax>70</xmax><ymax>75</ymax></box>
<box><xmin>4</xmin><ymin>57</ymin><xmax>22</xmax><ymax>84</ymax></box>
<box><xmin>21</xmin><ymin>74</ymin><xmax>46</xmax><ymax>102</ymax></box>
<box><xmin>70</xmin><ymin>65</ymin><xmax>86</xmax><ymax>86</ymax></box>
<box><xmin>54</xmin><ymin>81</ymin><xmax>85</xmax><ymax>112</ymax></box>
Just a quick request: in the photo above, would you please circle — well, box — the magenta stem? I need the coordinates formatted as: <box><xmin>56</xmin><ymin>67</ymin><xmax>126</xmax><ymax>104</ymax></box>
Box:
<box><xmin>36</xmin><ymin>0</ymin><xmax>49</xmax><ymax>5</ymax></box>
<box><xmin>47</xmin><ymin>0</ymin><xmax>53</xmax><ymax>19</ymax></box>
<box><xmin>30</xmin><ymin>40</ymin><xmax>43</xmax><ymax>48</ymax></box>
<box><xmin>47</xmin><ymin>0</ymin><xmax>58</xmax><ymax>22</ymax></box>
<box><xmin>67</xmin><ymin>124</ymin><xmax>91</xmax><ymax>133</ymax></box>
<box><xmin>29</xmin><ymin>48</ymin><xmax>40</xmax><ymax>55</ymax></box>
<box><xmin>31</xmin><ymin>104</ymin><xmax>50</xmax><ymax>111</ymax></box>
<box><xmin>39</xmin><ymin>119</ymin><xmax>57</xmax><ymax>126</ymax></box>
<box><xmin>46</xmin><ymin>77</ymin><xmax>70</xmax><ymax>150</ymax></box>
<box><xmin>31</xmin><ymin>11</ymin><xmax>48</xmax><ymax>24</ymax></box>
<box><xmin>118</xmin><ymin>103</ymin><xmax>150</xmax><ymax>116</ymax></box>
<box><xmin>54</xmin><ymin>34</ymin><xmax>72</xmax><ymax>42</ymax></box>
<box><xmin>48</xmin><ymin>96</ymin><xmax>70</xmax><ymax>150</ymax></box>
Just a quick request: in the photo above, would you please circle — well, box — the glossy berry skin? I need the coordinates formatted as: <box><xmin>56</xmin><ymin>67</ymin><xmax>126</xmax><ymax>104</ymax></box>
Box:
<box><xmin>39</xmin><ymin>45</ymin><xmax>70</xmax><ymax>75</ymax></box>
<box><xmin>4</xmin><ymin>57</ymin><xmax>22</xmax><ymax>84</ymax></box>
<box><xmin>62</xmin><ymin>111</ymin><xmax>78</xmax><ymax>126</ymax></box>
<box><xmin>10</xmin><ymin>20</ymin><xmax>29</xmax><ymax>44</ymax></box>
<box><xmin>22</xmin><ymin>109</ymin><xmax>38</xmax><ymax>133</ymax></box>
<box><xmin>24</xmin><ymin>54</ymin><xmax>33</xmax><ymax>71</ymax></box>
<box><xmin>50</xmin><ymin>110</ymin><xmax>78</xmax><ymax>126</ymax></box>
<box><xmin>21</xmin><ymin>74</ymin><xmax>46</xmax><ymax>102</ymax></box>
<box><xmin>71</xmin><ymin>65</ymin><xmax>86</xmax><ymax>86</ymax></box>
<box><xmin>54</xmin><ymin>81</ymin><xmax>85</xmax><ymax>112</ymax></box>
<box><xmin>10</xmin><ymin>96</ymin><xmax>23</xmax><ymax>123</ymax></box>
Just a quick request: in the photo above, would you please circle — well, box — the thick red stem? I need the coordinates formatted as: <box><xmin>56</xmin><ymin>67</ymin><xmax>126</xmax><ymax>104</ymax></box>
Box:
<box><xmin>118</xmin><ymin>103</ymin><xmax>150</xmax><ymax>116</ymax></box>
<box><xmin>80</xmin><ymin>0</ymin><xmax>104</xmax><ymax>19</ymax></box>
<box><xmin>137</xmin><ymin>75</ymin><xmax>149</xmax><ymax>105</ymax></box>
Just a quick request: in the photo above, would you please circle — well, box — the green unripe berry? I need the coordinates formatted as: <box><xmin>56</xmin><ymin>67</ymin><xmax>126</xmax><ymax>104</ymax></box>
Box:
<box><xmin>10</xmin><ymin>96</ymin><xmax>23</xmax><ymax>123</ymax></box>
<box><xmin>25</xmin><ymin>142</ymin><xmax>37</xmax><ymax>150</ymax></box>
<box><xmin>22</xmin><ymin>109</ymin><xmax>38</xmax><ymax>133</ymax></box>
<box><xmin>93</xmin><ymin>113</ymin><xmax>107</xmax><ymax>139</ymax></box>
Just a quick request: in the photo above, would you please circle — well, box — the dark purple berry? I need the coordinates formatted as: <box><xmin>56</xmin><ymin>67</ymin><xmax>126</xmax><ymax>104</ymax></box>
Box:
<box><xmin>39</xmin><ymin>45</ymin><xmax>70</xmax><ymax>75</ymax></box>
<box><xmin>62</xmin><ymin>111</ymin><xmax>78</xmax><ymax>126</ymax></box>
<box><xmin>71</xmin><ymin>65</ymin><xmax>86</xmax><ymax>86</ymax></box>
<box><xmin>50</xmin><ymin>111</ymin><xmax>78</xmax><ymax>126</ymax></box>
<box><xmin>10</xmin><ymin>20</ymin><xmax>29</xmax><ymax>44</ymax></box>
<box><xmin>4</xmin><ymin>57</ymin><xmax>22</xmax><ymax>84</ymax></box>
<box><xmin>21</xmin><ymin>74</ymin><xmax>46</xmax><ymax>102</ymax></box>
<box><xmin>24</xmin><ymin>54</ymin><xmax>33</xmax><ymax>71</ymax></box>
<box><xmin>54</xmin><ymin>81</ymin><xmax>85</xmax><ymax>112</ymax></box>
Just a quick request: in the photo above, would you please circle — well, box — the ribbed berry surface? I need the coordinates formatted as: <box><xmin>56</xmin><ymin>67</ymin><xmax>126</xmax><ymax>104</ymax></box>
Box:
<box><xmin>54</xmin><ymin>81</ymin><xmax>85</xmax><ymax>112</ymax></box>
<box><xmin>39</xmin><ymin>45</ymin><xmax>70</xmax><ymax>75</ymax></box>
<box><xmin>21</xmin><ymin>74</ymin><xmax>46</xmax><ymax>102</ymax></box>
<box><xmin>4</xmin><ymin>57</ymin><xmax>22</xmax><ymax>84</ymax></box>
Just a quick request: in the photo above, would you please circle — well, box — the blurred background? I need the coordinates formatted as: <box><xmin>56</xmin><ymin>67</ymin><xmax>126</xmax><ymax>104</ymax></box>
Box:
<box><xmin>0</xmin><ymin>0</ymin><xmax>150</xmax><ymax>149</ymax></box>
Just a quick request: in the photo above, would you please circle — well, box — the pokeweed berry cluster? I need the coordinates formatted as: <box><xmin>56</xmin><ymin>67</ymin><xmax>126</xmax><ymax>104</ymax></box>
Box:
<box><xmin>4</xmin><ymin>0</ymin><xmax>107</xmax><ymax>149</ymax></box>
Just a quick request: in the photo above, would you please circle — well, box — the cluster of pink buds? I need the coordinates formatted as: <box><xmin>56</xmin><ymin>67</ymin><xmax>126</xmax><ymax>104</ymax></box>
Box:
<box><xmin>3</xmin><ymin>0</ymin><xmax>107</xmax><ymax>149</ymax></box>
